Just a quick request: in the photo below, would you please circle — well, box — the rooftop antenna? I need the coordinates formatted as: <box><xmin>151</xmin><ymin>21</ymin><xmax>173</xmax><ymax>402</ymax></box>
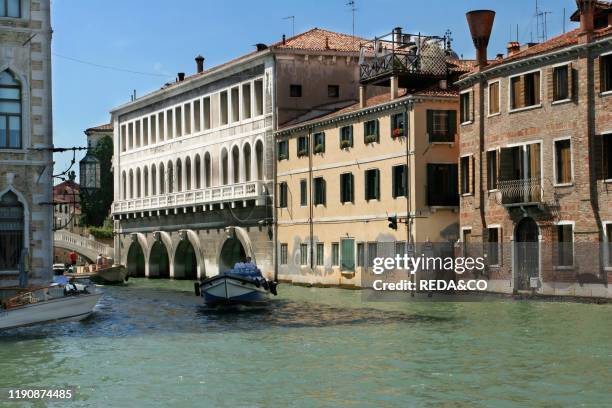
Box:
<box><xmin>346</xmin><ymin>0</ymin><xmax>356</xmax><ymax>40</ymax></box>
<box><xmin>563</xmin><ymin>8</ymin><xmax>566</xmax><ymax>33</ymax></box>
<box><xmin>283</xmin><ymin>16</ymin><xmax>295</xmax><ymax>37</ymax></box>
<box><xmin>535</xmin><ymin>0</ymin><xmax>551</xmax><ymax>41</ymax></box>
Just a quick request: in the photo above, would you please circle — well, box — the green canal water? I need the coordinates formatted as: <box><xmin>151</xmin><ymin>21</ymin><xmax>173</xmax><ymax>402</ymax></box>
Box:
<box><xmin>1</xmin><ymin>279</ymin><xmax>611</xmax><ymax>407</ymax></box>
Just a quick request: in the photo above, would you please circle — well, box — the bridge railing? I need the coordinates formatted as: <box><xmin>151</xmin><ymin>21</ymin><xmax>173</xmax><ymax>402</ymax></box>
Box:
<box><xmin>54</xmin><ymin>230</ymin><xmax>114</xmax><ymax>259</ymax></box>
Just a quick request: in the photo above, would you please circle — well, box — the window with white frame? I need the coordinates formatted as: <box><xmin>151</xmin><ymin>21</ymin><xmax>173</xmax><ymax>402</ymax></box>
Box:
<box><xmin>510</xmin><ymin>70</ymin><xmax>541</xmax><ymax>110</ymax></box>
<box><xmin>300</xmin><ymin>243</ymin><xmax>308</xmax><ymax>266</ymax></box>
<box><xmin>0</xmin><ymin>70</ymin><xmax>22</xmax><ymax>149</ymax></box>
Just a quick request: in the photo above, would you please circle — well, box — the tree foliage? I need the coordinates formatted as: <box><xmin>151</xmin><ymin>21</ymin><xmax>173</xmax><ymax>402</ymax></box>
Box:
<box><xmin>80</xmin><ymin>135</ymin><xmax>114</xmax><ymax>227</ymax></box>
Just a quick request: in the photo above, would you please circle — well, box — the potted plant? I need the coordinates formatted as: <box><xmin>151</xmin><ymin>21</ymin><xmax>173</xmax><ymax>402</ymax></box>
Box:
<box><xmin>392</xmin><ymin>127</ymin><xmax>404</xmax><ymax>138</ymax></box>
<box><xmin>314</xmin><ymin>144</ymin><xmax>324</xmax><ymax>154</ymax></box>
<box><xmin>365</xmin><ymin>134</ymin><xmax>377</xmax><ymax>144</ymax></box>
<box><xmin>341</xmin><ymin>139</ymin><xmax>351</xmax><ymax>149</ymax></box>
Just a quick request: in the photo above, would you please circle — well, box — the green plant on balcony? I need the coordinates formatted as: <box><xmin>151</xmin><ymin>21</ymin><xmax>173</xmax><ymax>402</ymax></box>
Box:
<box><xmin>365</xmin><ymin>134</ymin><xmax>377</xmax><ymax>144</ymax></box>
<box><xmin>314</xmin><ymin>144</ymin><xmax>324</xmax><ymax>154</ymax></box>
<box><xmin>341</xmin><ymin>139</ymin><xmax>352</xmax><ymax>150</ymax></box>
<box><xmin>297</xmin><ymin>149</ymin><xmax>308</xmax><ymax>157</ymax></box>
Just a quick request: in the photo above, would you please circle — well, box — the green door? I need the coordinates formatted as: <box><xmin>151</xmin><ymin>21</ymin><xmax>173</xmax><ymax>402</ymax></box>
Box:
<box><xmin>341</xmin><ymin>238</ymin><xmax>355</xmax><ymax>272</ymax></box>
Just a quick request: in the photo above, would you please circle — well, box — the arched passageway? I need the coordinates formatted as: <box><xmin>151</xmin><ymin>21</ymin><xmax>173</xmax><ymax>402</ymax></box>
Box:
<box><xmin>149</xmin><ymin>240</ymin><xmax>170</xmax><ymax>278</ymax></box>
<box><xmin>174</xmin><ymin>239</ymin><xmax>198</xmax><ymax>279</ymax></box>
<box><xmin>127</xmin><ymin>241</ymin><xmax>145</xmax><ymax>277</ymax></box>
<box><xmin>218</xmin><ymin>238</ymin><xmax>246</xmax><ymax>273</ymax></box>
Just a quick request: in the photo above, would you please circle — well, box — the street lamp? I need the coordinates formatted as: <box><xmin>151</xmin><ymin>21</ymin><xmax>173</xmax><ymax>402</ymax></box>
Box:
<box><xmin>79</xmin><ymin>151</ymin><xmax>100</xmax><ymax>192</ymax></box>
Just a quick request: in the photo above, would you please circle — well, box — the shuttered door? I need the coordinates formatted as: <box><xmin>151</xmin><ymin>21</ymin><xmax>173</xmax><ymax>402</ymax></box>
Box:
<box><xmin>341</xmin><ymin>238</ymin><xmax>355</xmax><ymax>272</ymax></box>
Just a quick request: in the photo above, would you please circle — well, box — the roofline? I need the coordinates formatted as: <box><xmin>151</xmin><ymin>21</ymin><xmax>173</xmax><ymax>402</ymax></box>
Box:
<box><xmin>456</xmin><ymin>34</ymin><xmax>612</xmax><ymax>87</ymax></box>
<box><xmin>110</xmin><ymin>49</ymin><xmax>271</xmax><ymax>115</ymax></box>
<box><xmin>275</xmin><ymin>94</ymin><xmax>457</xmax><ymax>136</ymax></box>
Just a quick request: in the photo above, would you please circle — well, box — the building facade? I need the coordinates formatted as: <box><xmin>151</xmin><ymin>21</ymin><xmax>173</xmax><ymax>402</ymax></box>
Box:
<box><xmin>457</xmin><ymin>2</ymin><xmax>612</xmax><ymax>297</ymax></box>
<box><xmin>275</xmin><ymin>28</ymin><xmax>469</xmax><ymax>286</ymax></box>
<box><xmin>0</xmin><ymin>0</ymin><xmax>53</xmax><ymax>285</ymax></box>
<box><xmin>111</xmin><ymin>29</ymin><xmax>367</xmax><ymax>280</ymax></box>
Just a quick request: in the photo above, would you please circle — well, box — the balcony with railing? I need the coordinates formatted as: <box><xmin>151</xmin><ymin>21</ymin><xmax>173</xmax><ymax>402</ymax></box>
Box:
<box><xmin>497</xmin><ymin>178</ymin><xmax>543</xmax><ymax>206</ymax></box>
<box><xmin>359</xmin><ymin>29</ymin><xmax>449</xmax><ymax>86</ymax></box>
<box><xmin>112</xmin><ymin>180</ymin><xmax>268</xmax><ymax>215</ymax></box>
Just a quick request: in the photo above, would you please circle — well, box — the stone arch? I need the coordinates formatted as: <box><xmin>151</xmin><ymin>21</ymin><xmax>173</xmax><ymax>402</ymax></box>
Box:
<box><xmin>126</xmin><ymin>237</ymin><xmax>146</xmax><ymax>277</ymax></box>
<box><xmin>173</xmin><ymin>230</ymin><xmax>203</xmax><ymax>279</ymax></box>
<box><xmin>148</xmin><ymin>231</ymin><xmax>173</xmax><ymax>278</ymax></box>
<box><xmin>255</xmin><ymin>139</ymin><xmax>264</xmax><ymax>180</ymax></box>
<box><xmin>217</xmin><ymin>226</ymin><xmax>256</xmax><ymax>273</ymax></box>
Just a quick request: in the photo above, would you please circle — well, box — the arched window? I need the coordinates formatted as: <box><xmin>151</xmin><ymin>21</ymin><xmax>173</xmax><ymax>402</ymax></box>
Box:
<box><xmin>185</xmin><ymin>156</ymin><xmax>192</xmax><ymax>190</ymax></box>
<box><xmin>0</xmin><ymin>191</ymin><xmax>23</xmax><ymax>270</ymax></box>
<box><xmin>243</xmin><ymin>143</ymin><xmax>251</xmax><ymax>182</ymax></box>
<box><xmin>255</xmin><ymin>140</ymin><xmax>264</xmax><ymax>180</ymax></box>
<box><xmin>159</xmin><ymin>163</ymin><xmax>165</xmax><ymax>195</ymax></box>
<box><xmin>204</xmin><ymin>152</ymin><xmax>211</xmax><ymax>187</ymax></box>
<box><xmin>122</xmin><ymin>171</ymin><xmax>127</xmax><ymax>200</ymax></box>
<box><xmin>0</xmin><ymin>70</ymin><xmax>22</xmax><ymax>149</ymax></box>
<box><xmin>195</xmin><ymin>154</ymin><xmax>201</xmax><ymax>189</ymax></box>
<box><xmin>129</xmin><ymin>169</ymin><xmax>134</xmax><ymax>199</ymax></box>
<box><xmin>176</xmin><ymin>158</ymin><xmax>182</xmax><ymax>192</ymax></box>
<box><xmin>136</xmin><ymin>168</ymin><xmax>142</xmax><ymax>198</ymax></box>
<box><xmin>232</xmin><ymin>145</ymin><xmax>240</xmax><ymax>183</ymax></box>
<box><xmin>221</xmin><ymin>148</ymin><xmax>228</xmax><ymax>185</ymax></box>
<box><xmin>151</xmin><ymin>164</ymin><xmax>157</xmax><ymax>196</ymax></box>
<box><xmin>167</xmin><ymin>161</ymin><xmax>174</xmax><ymax>193</ymax></box>
<box><xmin>143</xmin><ymin>166</ymin><xmax>149</xmax><ymax>197</ymax></box>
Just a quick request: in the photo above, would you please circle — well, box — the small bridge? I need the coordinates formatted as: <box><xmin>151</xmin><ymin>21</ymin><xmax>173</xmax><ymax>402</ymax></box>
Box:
<box><xmin>54</xmin><ymin>230</ymin><xmax>114</xmax><ymax>262</ymax></box>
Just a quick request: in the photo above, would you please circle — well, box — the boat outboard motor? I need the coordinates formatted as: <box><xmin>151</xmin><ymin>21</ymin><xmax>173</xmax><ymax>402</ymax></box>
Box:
<box><xmin>194</xmin><ymin>282</ymin><xmax>201</xmax><ymax>296</ymax></box>
<box><xmin>269</xmin><ymin>281</ymin><xmax>278</xmax><ymax>296</ymax></box>
<box><xmin>261</xmin><ymin>279</ymin><xmax>269</xmax><ymax>290</ymax></box>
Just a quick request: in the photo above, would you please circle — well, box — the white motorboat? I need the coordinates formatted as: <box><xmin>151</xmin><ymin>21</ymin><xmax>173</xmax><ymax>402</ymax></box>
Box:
<box><xmin>0</xmin><ymin>284</ymin><xmax>102</xmax><ymax>330</ymax></box>
<box><xmin>196</xmin><ymin>263</ymin><xmax>278</xmax><ymax>306</ymax></box>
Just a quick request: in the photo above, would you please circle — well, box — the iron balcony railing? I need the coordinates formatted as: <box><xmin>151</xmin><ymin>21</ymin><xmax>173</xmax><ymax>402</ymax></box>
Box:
<box><xmin>498</xmin><ymin>177</ymin><xmax>543</xmax><ymax>206</ymax></box>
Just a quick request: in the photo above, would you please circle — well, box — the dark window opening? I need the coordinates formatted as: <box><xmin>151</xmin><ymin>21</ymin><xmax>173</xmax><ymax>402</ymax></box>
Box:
<box><xmin>427</xmin><ymin>163</ymin><xmax>459</xmax><ymax>206</ymax></box>
<box><xmin>392</xmin><ymin>165</ymin><xmax>407</xmax><ymax>198</ymax></box>
<box><xmin>328</xmin><ymin>85</ymin><xmax>339</xmax><ymax>98</ymax></box>
<box><xmin>427</xmin><ymin>110</ymin><xmax>456</xmax><ymax>143</ymax></box>
<box><xmin>340</xmin><ymin>173</ymin><xmax>354</xmax><ymax>203</ymax></box>
<box><xmin>364</xmin><ymin>169</ymin><xmax>380</xmax><ymax>201</ymax></box>
<box><xmin>290</xmin><ymin>84</ymin><xmax>302</xmax><ymax>97</ymax></box>
<box><xmin>313</xmin><ymin>177</ymin><xmax>326</xmax><ymax>205</ymax></box>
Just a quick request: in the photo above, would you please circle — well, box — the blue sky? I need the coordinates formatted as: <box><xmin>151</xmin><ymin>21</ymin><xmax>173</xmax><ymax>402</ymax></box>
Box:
<box><xmin>51</xmin><ymin>0</ymin><xmax>579</xmax><ymax>175</ymax></box>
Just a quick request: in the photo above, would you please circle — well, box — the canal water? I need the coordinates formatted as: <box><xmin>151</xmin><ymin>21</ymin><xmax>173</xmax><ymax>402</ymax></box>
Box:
<box><xmin>0</xmin><ymin>279</ymin><xmax>610</xmax><ymax>407</ymax></box>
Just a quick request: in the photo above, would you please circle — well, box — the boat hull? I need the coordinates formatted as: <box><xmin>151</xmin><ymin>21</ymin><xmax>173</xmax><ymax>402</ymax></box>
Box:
<box><xmin>200</xmin><ymin>275</ymin><xmax>270</xmax><ymax>306</ymax></box>
<box><xmin>0</xmin><ymin>293</ymin><xmax>103</xmax><ymax>330</ymax></box>
<box><xmin>66</xmin><ymin>265</ymin><xmax>128</xmax><ymax>284</ymax></box>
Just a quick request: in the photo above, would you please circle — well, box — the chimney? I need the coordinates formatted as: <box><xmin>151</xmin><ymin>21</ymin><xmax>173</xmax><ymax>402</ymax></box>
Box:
<box><xmin>195</xmin><ymin>55</ymin><xmax>204</xmax><ymax>73</ymax></box>
<box><xmin>255</xmin><ymin>43</ymin><xmax>268</xmax><ymax>52</ymax></box>
<box><xmin>177</xmin><ymin>72</ymin><xmax>185</xmax><ymax>82</ymax></box>
<box><xmin>576</xmin><ymin>0</ymin><xmax>595</xmax><ymax>37</ymax></box>
<box><xmin>465</xmin><ymin>10</ymin><xmax>496</xmax><ymax>69</ymax></box>
<box><xmin>393</xmin><ymin>27</ymin><xmax>402</xmax><ymax>46</ymax></box>
<box><xmin>507</xmin><ymin>41</ymin><xmax>520</xmax><ymax>56</ymax></box>
<box><xmin>282</xmin><ymin>34</ymin><xmax>286</xmax><ymax>44</ymax></box>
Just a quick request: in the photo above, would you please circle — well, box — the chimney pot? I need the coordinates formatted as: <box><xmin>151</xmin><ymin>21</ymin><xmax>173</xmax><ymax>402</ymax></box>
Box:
<box><xmin>465</xmin><ymin>10</ymin><xmax>496</xmax><ymax>69</ymax></box>
<box><xmin>393</xmin><ymin>27</ymin><xmax>402</xmax><ymax>45</ymax></box>
<box><xmin>195</xmin><ymin>55</ymin><xmax>205</xmax><ymax>73</ymax></box>
<box><xmin>576</xmin><ymin>0</ymin><xmax>595</xmax><ymax>36</ymax></box>
<box><xmin>282</xmin><ymin>34</ymin><xmax>286</xmax><ymax>44</ymax></box>
<box><xmin>177</xmin><ymin>72</ymin><xmax>185</xmax><ymax>82</ymax></box>
<box><xmin>507</xmin><ymin>41</ymin><xmax>520</xmax><ymax>56</ymax></box>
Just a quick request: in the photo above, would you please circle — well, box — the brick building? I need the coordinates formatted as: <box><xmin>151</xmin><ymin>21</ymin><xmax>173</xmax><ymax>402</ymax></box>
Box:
<box><xmin>0</xmin><ymin>0</ymin><xmax>53</xmax><ymax>285</ymax></box>
<box><xmin>457</xmin><ymin>1</ymin><xmax>612</xmax><ymax>297</ymax></box>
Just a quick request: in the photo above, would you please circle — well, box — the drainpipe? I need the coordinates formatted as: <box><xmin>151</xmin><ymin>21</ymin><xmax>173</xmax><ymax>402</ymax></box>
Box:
<box><xmin>309</xmin><ymin>127</ymin><xmax>314</xmax><ymax>272</ymax></box>
<box><xmin>272</xmin><ymin>56</ymin><xmax>279</xmax><ymax>282</ymax></box>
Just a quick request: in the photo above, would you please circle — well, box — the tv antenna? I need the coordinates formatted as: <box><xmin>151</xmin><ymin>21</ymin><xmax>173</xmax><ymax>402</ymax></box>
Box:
<box><xmin>535</xmin><ymin>0</ymin><xmax>551</xmax><ymax>41</ymax></box>
<box><xmin>346</xmin><ymin>1</ymin><xmax>357</xmax><ymax>40</ymax></box>
<box><xmin>283</xmin><ymin>16</ymin><xmax>295</xmax><ymax>37</ymax></box>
